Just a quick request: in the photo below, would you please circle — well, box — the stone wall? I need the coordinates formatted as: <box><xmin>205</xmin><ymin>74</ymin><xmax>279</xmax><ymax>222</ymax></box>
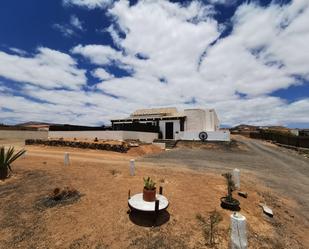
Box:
<box><xmin>48</xmin><ymin>130</ymin><xmax>158</xmax><ymax>143</ymax></box>
<box><xmin>25</xmin><ymin>139</ymin><xmax>129</xmax><ymax>153</ymax></box>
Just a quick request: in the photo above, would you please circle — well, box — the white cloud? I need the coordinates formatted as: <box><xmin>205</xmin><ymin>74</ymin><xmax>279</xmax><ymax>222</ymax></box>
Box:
<box><xmin>92</xmin><ymin>68</ymin><xmax>114</xmax><ymax>80</ymax></box>
<box><xmin>1</xmin><ymin>0</ymin><xmax>309</xmax><ymax>127</ymax></box>
<box><xmin>72</xmin><ymin>44</ymin><xmax>123</xmax><ymax>64</ymax></box>
<box><xmin>0</xmin><ymin>48</ymin><xmax>86</xmax><ymax>89</ymax></box>
<box><xmin>63</xmin><ymin>0</ymin><xmax>113</xmax><ymax>9</ymax></box>
<box><xmin>53</xmin><ymin>23</ymin><xmax>75</xmax><ymax>37</ymax></box>
<box><xmin>208</xmin><ymin>0</ymin><xmax>238</xmax><ymax>6</ymax></box>
<box><xmin>53</xmin><ymin>15</ymin><xmax>84</xmax><ymax>37</ymax></box>
<box><xmin>70</xmin><ymin>15</ymin><xmax>84</xmax><ymax>30</ymax></box>
<box><xmin>9</xmin><ymin>47</ymin><xmax>28</xmax><ymax>56</ymax></box>
<box><xmin>71</xmin><ymin>0</ymin><xmax>309</xmax><ymax>126</ymax></box>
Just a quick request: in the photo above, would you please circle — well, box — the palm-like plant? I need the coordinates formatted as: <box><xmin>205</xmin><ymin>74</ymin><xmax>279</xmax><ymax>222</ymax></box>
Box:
<box><xmin>0</xmin><ymin>147</ymin><xmax>26</xmax><ymax>180</ymax></box>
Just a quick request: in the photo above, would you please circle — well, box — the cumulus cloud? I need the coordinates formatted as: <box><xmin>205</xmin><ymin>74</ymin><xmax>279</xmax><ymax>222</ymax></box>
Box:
<box><xmin>0</xmin><ymin>85</ymin><xmax>138</xmax><ymax>125</ymax></box>
<box><xmin>92</xmin><ymin>68</ymin><xmax>114</xmax><ymax>80</ymax></box>
<box><xmin>1</xmin><ymin>0</ymin><xmax>309</xmax><ymax>126</ymax></box>
<box><xmin>72</xmin><ymin>44</ymin><xmax>123</xmax><ymax>64</ymax></box>
<box><xmin>96</xmin><ymin>0</ymin><xmax>309</xmax><ymax>125</ymax></box>
<box><xmin>63</xmin><ymin>0</ymin><xmax>113</xmax><ymax>9</ymax></box>
<box><xmin>0</xmin><ymin>48</ymin><xmax>86</xmax><ymax>89</ymax></box>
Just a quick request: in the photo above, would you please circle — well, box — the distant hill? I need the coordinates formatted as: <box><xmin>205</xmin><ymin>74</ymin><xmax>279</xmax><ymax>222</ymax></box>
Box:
<box><xmin>16</xmin><ymin>121</ymin><xmax>54</xmax><ymax>127</ymax></box>
<box><xmin>230</xmin><ymin>124</ymin><xmax>259</xmax><ymax>131</ymax></box>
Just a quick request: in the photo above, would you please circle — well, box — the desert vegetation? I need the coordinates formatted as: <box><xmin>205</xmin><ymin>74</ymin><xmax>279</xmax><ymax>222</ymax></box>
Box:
<box><xmin>0</xmin><ymin>146</ymin><xmax>26</xmax><ymax>180</ymax></box>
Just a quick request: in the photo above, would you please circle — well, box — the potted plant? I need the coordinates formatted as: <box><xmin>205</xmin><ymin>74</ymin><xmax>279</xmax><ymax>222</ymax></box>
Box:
<box><xmin>220</xmin><ymin>172</ymin><xmax>240</xmax><ymax>210</ymax></box>
<box><xmin>143</xmin><ymin>177</ymin><xmax>156</xmax><ymax>202</ymax></box>
<box><xmin>0</xmin><ymin>146</ymin><xmax>26</xmax><ymax>180</ymax></box>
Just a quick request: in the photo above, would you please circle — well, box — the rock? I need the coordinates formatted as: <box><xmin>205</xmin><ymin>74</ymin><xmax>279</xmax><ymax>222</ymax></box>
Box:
<box><xmin>238</xmin><ymin>191</ymin><xmax>248</xmax><ymax>198</ymax></box>
<box><xmin>259</xmin><ymin>203</ymin><xmax>273</xmax><ymax>217</ymax></box>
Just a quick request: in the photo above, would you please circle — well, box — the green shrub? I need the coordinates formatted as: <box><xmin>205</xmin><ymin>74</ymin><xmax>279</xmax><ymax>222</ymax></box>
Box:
<box><xmin>143</xmin><ymin>177</ymin><xmax>156</xmax><ymax>190</ymax></box>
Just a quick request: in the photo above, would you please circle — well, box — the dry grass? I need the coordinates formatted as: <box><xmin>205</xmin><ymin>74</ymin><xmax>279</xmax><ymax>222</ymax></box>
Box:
<box><xmin>0</xmin><ymin>144</ymin><xmax>307</xmax><ymax>249</ymax></box>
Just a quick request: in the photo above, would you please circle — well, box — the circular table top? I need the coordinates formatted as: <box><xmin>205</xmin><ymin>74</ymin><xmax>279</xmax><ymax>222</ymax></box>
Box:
<box><xmin>128</xmin><ymin>193</ymin><xmax>169</xmax><ymax>212</ymax></box>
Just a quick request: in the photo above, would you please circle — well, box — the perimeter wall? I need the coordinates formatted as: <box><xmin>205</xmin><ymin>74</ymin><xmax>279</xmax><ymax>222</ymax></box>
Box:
<box><xmin>49</xmin><ymin>130</ymin><xmax>158</xmax><ymax>143</ymax></box>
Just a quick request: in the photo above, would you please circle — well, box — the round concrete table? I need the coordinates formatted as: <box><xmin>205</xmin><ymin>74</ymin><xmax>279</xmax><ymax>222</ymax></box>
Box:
<box><xmin>128</xmin><ymin>193</ymin><xmax>169</xmax><ymax>212</ymax></box>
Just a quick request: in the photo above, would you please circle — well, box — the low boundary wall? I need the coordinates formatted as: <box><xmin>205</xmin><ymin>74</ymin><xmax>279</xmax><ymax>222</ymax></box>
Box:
<box><xmin>25</xmin><ymin>139</ymin><xmax>129</xmax><ymax>153</ymax></box>
<box><xmin>48</xmin><ymin>130</ymin><xmax>158</xmax><ymax>143</ymax></box>
<box><xmin>0</xmin><ymin>130</ymin><xmax>48</xmax><ymax>140</ymax></box>
<box><xmin>175</xmin><ymin>130</ymin><xmax>230</xmax><ymax>141</ymax></box>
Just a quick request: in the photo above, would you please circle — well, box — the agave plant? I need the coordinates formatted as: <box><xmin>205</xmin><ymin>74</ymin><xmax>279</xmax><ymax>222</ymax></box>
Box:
<box><xmin>143</xmin><ymin>177</ymin><xmax>156</xmax><ymax>190</ymax></box>
<box><xmin>0</xmin><ymin>147</ymin><xmax>26</xmax><ymax>180</ymax></box>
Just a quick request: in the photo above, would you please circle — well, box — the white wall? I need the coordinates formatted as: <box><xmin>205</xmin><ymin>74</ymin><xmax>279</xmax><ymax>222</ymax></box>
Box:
<box><xmin>205</xmin><ymin>109</ymin><xmax>220</xmax><ymax>131</ymax></box>
<box><xmin>184</xmin><ymin>109</ymin><xmax>219</xmax><ymax>132</ymax></box>
<box><xmin>184</xmin><ymin>109</ymin><xmax>206</xmax><ymax>131</ymax></box>
<box><xmin>0</xmin><ymin>130</ymin><xmax>48</xmax><ymax>140</ymax></box>
<box><xmin>175</xmin><ymin>130</ymin><xmax>230</xmax><ymax>141</ymax></box>
<box><xmin>48</xmin><ymin>130</ymin><xmax>158</xmax><ymax>143</ymax></box>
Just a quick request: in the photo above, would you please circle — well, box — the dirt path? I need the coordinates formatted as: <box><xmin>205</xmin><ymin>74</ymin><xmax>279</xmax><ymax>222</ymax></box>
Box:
<box><xmin>141</xmin><ymin>136</ymin><xmax>309</xmax><ymax>223</ymax></box>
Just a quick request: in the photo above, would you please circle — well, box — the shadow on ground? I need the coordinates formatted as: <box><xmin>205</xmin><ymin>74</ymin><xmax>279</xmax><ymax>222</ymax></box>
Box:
<box><xmin>129</xmin><ymin>210</ymin><xmax>170</xmax><ymax>227</ymax></box>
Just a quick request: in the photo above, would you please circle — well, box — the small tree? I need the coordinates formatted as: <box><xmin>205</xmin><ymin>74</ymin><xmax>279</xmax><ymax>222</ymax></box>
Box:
<box><xmin>221</xmin><ymin>172</ymin><xmax>240</xmax><ymax>210</ymax></box>
<box><xmin>0</xmin><ymin>147</ymin><xmax>26</xmax><ymax>180</ymax></box>
<box><xmin>196</xmin><ymin>210</ymin><xmax>223</xmax><ymax>246</ymax></box>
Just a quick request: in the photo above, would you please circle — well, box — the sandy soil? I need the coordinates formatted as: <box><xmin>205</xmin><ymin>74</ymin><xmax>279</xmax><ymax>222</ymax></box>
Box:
<box><xmin>0</xmin><ymin>138</ymin><xmax>308</xmax><ymax>249</ymax></box>
<box><xmin>143</xmin><ymin>135</ymin><xmax>309</xmax><ymax>220</ymax></box>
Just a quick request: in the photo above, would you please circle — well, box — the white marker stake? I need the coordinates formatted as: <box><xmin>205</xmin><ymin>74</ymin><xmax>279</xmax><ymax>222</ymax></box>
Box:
<box><xmin>130</xmin><ymin>159</ymin><xmax>135</xmax><ymax>176</ymax></box>
<box><xmin>64</xmin><ymin>152</ymin><xmax>70</xmax><ymax>166</ymax></box>
<box><xmin>233</xmin><ymin>168</ymin><xmax>240</xmax><ymax>190</ymax></box>
<box><xmin>231</xmin><ymin>212</ymin><xmax>248</xmax><ymax>249</ymax></box>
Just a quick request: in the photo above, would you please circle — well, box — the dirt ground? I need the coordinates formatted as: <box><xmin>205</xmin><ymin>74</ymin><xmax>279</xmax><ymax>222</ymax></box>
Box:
<box><xmin>0</xmin><ymin>137</ymin><xmax>308</xmax><ymax>249</ymax></box>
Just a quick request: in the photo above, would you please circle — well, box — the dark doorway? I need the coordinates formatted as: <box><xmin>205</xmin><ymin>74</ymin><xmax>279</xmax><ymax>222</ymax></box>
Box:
<box><xmin>165</xmin><ymin>122</ymin><xmax>174</xmax><ymax>139</ymax></box>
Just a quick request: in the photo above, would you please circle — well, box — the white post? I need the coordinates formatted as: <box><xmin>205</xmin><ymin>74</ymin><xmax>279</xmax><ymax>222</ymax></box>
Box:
<box><xmin>230</xmin><ymin>212</ymin><xmax>248</xmax><ymax>249</ymax></box>
<box><xmin>233</xmin><ymin>168</ymin><xmax>240</xmax><ymax>190</ymax></box>
<box><xmin>130</xmin><ymin>159</ymin><xmax>135</xmax><ymax>176</ymax></box>
<box><xmin>64</xmin><ymin>152</ymin><xmax>70</xmax><ymax>166</ymax></box>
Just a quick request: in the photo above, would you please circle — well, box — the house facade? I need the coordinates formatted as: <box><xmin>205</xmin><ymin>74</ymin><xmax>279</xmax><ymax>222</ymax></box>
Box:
<box><xmin>111</xmin><ymin>107</ymin><xmax>229</xmax><ymax>141</ymax></box>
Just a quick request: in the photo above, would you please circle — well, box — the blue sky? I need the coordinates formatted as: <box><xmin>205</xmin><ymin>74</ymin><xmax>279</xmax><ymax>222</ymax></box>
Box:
<box><xmin>0</xmin><ymin>0</ymin><xmax>308</xmax><ymax>127</ymax></box>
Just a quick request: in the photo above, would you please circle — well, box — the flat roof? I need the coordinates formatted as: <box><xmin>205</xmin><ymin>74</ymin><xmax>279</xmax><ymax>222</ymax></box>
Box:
<box><xmin>131</xmin><ymin>107</ymin><xmax>178</xmax><ymax>117</ymax></box>
<box><xmin>111</xmin><ymin>115</ymin><xmax>186</xmax><ymax>122</ymax></box>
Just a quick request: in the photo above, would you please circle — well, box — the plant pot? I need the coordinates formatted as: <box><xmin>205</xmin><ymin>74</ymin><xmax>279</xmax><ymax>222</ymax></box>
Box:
<box><xmin>220</xmin><ymin>196</ymin><xmax>240</xmax><ymax>211</ymax></box>
<box><xmin>143</xmin><ymin>187</ymin><xmax>156</xmax><ymax>202</ymax></box>
<box><xmin>0</xmin><ymin>167</ymin><xmax>8</xmax><ymax>180</ymax></box>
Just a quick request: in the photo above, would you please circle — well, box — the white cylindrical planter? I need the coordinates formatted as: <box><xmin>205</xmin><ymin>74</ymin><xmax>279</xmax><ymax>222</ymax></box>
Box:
<box><xmin>233</xmin><ymin>168</ymin><xmax>240</xmax><ymax>190</ymax></box>
<box><xmin>230</xmin><ymin>212</ymin><xmax>248</xmax><ymax>249</ymax></box>
<box><xmin>129</xmin><ymin>159</ymin><xmax>135</xmax><ymax>176</ymax></box>
<box><xmin>64</xmin><ymin>152</ymin><xmax>70</xmax><ymax>166</ymax></box>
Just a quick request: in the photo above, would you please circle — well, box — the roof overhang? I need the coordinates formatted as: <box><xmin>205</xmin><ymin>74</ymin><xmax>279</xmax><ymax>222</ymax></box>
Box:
<box><xmin>111</xmin><ymin>115</ymin><xmax>186</xmax><ymax>122</ymax></box>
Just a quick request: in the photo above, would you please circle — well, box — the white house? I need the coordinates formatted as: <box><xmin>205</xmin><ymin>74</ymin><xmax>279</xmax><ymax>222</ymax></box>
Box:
<box><xmin>111</xmin><ymin>107</ymin><xmax>230</xmax><ymax>141</ymax></box>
